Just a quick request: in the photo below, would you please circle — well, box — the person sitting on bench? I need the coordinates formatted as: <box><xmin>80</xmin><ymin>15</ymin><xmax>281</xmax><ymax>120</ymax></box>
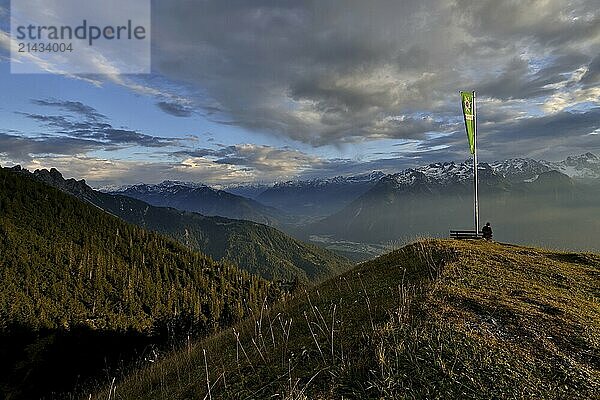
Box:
<box><xmin>482</xmin><ymin>222</ymin><xmax>493</xmax><ymax>240</ymax></box>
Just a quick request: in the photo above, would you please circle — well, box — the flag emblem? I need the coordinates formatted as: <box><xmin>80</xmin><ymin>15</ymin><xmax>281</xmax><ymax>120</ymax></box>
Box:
<box><xmin>460</xmin><ymin>91</ymin><xmax>475</xmax><ymax>154</ymax></box>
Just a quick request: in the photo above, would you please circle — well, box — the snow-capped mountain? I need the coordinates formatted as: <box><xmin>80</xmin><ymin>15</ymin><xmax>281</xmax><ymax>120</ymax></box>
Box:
<box><xmin>108</xmin><ymin>180</ymin><xmax>287</xmax><ymax>226</ymax></box>
<box><xmin>385</xmin><ymin>162</ymin><xmax>484</xmax><ymax>187</ymax></box>
<box><xmin>221</xmin><ymin>171</ymin><xmax>386</xmax><ymax>201</ymax></box>
<box><xmin>268</xmin><ymin>171</ymin><xmax>385</xmax><ymax>189</ymax></box>
<box><xmin>309</xmin><ymin>153</ymin><xmax>599</xmax><ymax>246</ymax></box>
<box><xmin>556</xmin><ymin>152</ymin><xmax>600</xmax><ymax>180</ymax></box>
<box><xmin>382</xmin><ymin>153</ymin><xmax>599</xmax><ymax>191</ymax></box>
<box><xmin>256</xmin><ymin>171</ymin><xmax>386</xmax><ymax>216</ymax></box>
<box><xmin>490</xmin><ymin>153</ymin><xmax>600</xmax><ymax>182</ymax></box>
<box><xmin>490</xmin><ymin>158</ymin><xmax>555</xmax><ymax>182</ymax></box>
<box><xmin>101</xmin><ymin>180</ymin><xmax>209</xmax><ymax>194</ymax></box>
<box><xmin>100</xmin><ymin>153</ymin><xmax>597</xmax><ymax>221</ymax></box>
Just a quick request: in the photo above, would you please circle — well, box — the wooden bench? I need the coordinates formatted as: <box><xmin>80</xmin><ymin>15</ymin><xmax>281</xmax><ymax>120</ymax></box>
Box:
<box><xmin>450</xmin><ymin>230</ymin><xmax>483</xmax><ymax>240</ymax></box>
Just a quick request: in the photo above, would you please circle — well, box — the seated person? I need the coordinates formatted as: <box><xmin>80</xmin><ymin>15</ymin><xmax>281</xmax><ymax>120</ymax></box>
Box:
<box><xmin>482</xmin><ymin>222</ymin><xmax>493</xmax><ymax>240</ymax></box>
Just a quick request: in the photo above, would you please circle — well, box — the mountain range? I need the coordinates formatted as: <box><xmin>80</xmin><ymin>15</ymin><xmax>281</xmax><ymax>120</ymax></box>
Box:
<box><xmin>103</xmin><ymin>153</ymin><xmax>599</xmax><ymax>223</ymax></box>
<box><xmin>491</xmin><ymin>152</ymin><xmax>600</xmax><ymax>182</ymax></box>
<box><xmin>89</xmin><ymin>152</ymin><xmax>600</xmax><ymax>254</ymax></box>
<box><xmin>11</xmin><ymin>166</ymin><xmax>350</xmax><ymax>282</ymax></box>
<box><xmin>307</xmin><ymin>160</ymin><xmax>600</xmax><ymax>250</ymax></box>
<box><xmin>106</xmin><ymin>180</ymin><xmax>288</xmax><ymax>226</ymax></box>
<box><xmin>252</xmin><ymin>171</ymin><xmax>386</xmax><ymax>216</ymax></box>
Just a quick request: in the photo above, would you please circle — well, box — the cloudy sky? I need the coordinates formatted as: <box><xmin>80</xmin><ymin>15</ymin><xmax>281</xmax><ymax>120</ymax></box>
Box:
<box><xmin>0</xmin><ymin>0</ymin><xmax>598</xmax><ymax>186</ymax></box>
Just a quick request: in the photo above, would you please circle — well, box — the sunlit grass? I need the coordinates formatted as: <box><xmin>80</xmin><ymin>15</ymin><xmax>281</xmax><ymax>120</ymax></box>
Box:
<box><xmin>89</xmin><ymin>239</ymin><xmax>600</xmax><ymax>399</ymax></box>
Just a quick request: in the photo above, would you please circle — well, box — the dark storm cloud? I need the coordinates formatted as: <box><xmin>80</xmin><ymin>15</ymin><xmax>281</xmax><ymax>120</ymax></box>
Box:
<box><xmin>31</xmin><ymin>99</ymin><xmax>107</xmax><ymax>121</ymax></box>
<box><xmin>454</xmin><ymin>0</ymin><xmax>600</xmax><ymax>47</ymax></box>
<box><xmin>0</xmin><ymin>131</ymin><xmax>103</xmax><ymax>162</ymax></box>
<box><xmin>476</xmin><ymin>56</ymin><xmax>590</xmax><ymax>101</ymax></box>
<box><xmin>19</xmin><ymin>99</ymin><xmax>182</xmax><ymax>148</ymax></box>
<box><xmin>414</xmin><ymin>108</ymin><xmax>600</xmax><ymax>163</ymax></box>
<box><xmin>149</xmin><ymin>0</ymin><xmax>599</xmax><ymax>148</ymax></box>
<box><xmin>488</xmin><ymin>108</ymin><xmax>600</xmax><ymax>142</ymax></box>
<box><xmin>580</xmin><ymin>54</ymin><xmax>600</xmax><ymax>86</ymax></box>
<box><xmin>152</xmin><ymin>0</ymin><xmax>451</xmax><ymax>144</ymax></box>
<box><xmin>156</xmin><ymin>101</ymin><xmax>194</xmax><ymax>117</ymax></box>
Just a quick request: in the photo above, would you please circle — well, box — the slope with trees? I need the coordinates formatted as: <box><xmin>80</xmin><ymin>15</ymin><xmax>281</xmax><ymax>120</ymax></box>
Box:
<box><xmin>0</xmin><ymin>167</ymin><xmax>281</xmax><ymax>399</ymax></box>
<box><xmin>26</xmin><ymin>167</ymin><xmax>351</xmax><ymax>282</ymax></box>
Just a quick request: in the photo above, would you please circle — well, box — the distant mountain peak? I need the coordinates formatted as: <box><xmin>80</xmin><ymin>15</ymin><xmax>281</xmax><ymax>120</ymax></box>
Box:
<box><xmin>107</xmin><ymin>177</ymin><xmax>285</xmax><ymax>225</ymax></box>
<box><xmin>4</xmin><ymin>167</ymin><xmax>101</xmax><ymax>206</ymax></box>
<box><xmin>273</xmin><ymin>170</ymin><xmax>385</xmax><ymax>188</ymax></box>
<box><xmin>385</xmin><ymin>161</ymin><xmax>499</xmax><ymax>189</ymax></box>
<box><xmin>564</xmin><ymin>152</ymin><xmax>599</xmax><ymax>166</ymax></box>
<box><xmin>488</xmin><ymin>153</ymin><xmax>600</xmax><ymax>181</ymax></box>
<box><xmin>157</xmin><ymin>180</ymin><xmax>208</xmax><ymax>189</ymax></box>
<box><xmin>114</xmin><ymin>180</ymin><xmax>212</xmax><ymax>195</ymax></box>
<box><xmin>32</xmin><ymin>167</ymin><xmax>89</xmax><ymax>189</ymax></box>
<box><xmin>555</xmin><ymin>152</ymin><xmax>600</xmax><ymax>179</ymax></box>
<box><xmin>568</xmin><ymin>152</ymin><xmax>598</xmax><ymax>161</ymax></box>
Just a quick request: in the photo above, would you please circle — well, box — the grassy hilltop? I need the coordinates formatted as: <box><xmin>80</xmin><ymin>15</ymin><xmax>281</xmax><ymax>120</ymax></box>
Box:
<box><xmin>92</xmin><ymin>239</ymin><xmax>600</xmax><ymax>399</ymax></box>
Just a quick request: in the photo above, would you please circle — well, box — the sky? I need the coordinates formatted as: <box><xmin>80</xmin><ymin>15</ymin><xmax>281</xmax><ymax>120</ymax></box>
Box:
<box><xmin>0</xmin><ymin>0</ymin><xmax>598</xmax><ymax>187</ymax></box>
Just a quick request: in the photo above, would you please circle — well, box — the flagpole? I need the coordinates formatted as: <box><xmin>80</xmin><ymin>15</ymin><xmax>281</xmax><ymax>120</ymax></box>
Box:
<box><xmin>473</xmin><ymin>91</ymin><xmax>479</xmax><ymax>234</ymax></box>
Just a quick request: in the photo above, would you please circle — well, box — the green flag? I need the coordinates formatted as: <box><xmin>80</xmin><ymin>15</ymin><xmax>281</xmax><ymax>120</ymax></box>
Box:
<box><xmin>460</xmin><ymin>91</ymin><xmax>475</xmax><ymax>154</ymax></box>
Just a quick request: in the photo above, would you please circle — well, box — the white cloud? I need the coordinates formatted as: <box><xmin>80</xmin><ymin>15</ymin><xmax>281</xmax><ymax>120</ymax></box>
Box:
<box><xmin>0</xmin><ymin>155</ymin><xmax>253</xmax><ymax>186</ymax></box>
<box><xmin>1</xmin><ymin>143</ymin><xmax>330</xmax><ymax>186</ymax></box>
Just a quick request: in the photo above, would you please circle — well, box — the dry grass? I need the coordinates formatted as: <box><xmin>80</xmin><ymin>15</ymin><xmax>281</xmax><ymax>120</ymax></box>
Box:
<box><xmin>88</xmin><ymin>239</ymin><xmax>600</xmax><ymax>399</ymax></box>
<box><xmin>370</xmin><ymin>240</ymin><xmax>600</xmax><ymax>398</ymax></box>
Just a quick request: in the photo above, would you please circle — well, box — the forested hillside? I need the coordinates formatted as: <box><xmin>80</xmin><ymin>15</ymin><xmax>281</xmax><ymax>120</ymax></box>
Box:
<box><xmin>0</xmin><ymin>167</ymin><xmax>281</xmax><ymax>398</ymax></box>
<box><xmin>29</xmin><ymin>167</ymin><xmax>350</xmax><ymax>282</ymax></box>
